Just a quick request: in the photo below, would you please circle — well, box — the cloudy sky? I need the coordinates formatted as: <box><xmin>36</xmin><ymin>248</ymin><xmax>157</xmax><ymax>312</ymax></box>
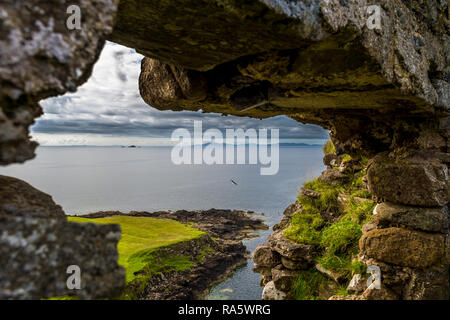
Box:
<box><xmin>33</xmin><ymin>42</ymin><xmax>328</xmax><ymax>146</ymax></box>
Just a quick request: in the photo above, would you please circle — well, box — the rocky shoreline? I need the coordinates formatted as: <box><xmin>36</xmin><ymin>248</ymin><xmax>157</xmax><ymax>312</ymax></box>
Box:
<box><xmin>74</xmin><ymin>209</ymin><xmax>268</xmax><ymax>300</ymax></box>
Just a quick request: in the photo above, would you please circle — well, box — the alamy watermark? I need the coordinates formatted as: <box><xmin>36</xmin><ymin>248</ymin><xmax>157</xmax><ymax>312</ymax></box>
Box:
<box><xmin>66</xmin><ymin>5</ymin><xmax>81</xmax><ymax>30</ymax></box>
<box><xmin>367</xmin><ymin>265</ymin><xmax>381</xmax><ymax>289</ymax></box>
<box><xmin>171</xmin><ymin>121</ymin><xmax>279</xmax><ymax>175</ymax></box>
<box><xmin>66</xmin><ymin>265</ymin><xmax>81</xmax><ymax>290</ymax></box>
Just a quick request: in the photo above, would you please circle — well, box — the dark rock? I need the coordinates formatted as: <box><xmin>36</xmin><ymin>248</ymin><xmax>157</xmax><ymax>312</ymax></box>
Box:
<box><xmin>253</xmin><ymin>266</ymin><xmax>273</xmax><ymax>277</ymax></box>
<box><xmin>132</xmin><ymin>235</ymin><xmax>248</xmax><ymax>300</ymax></box>
<box><xmin>139</xmin><ymin>58</ymin><xmax>208</xmax><ymax>111</ymax></box>
<box><xmin>252</xmin><ymin>245</ymin><xmax>281</xmax><ymax>268</ymax></box>
<box><xmin>301</xmin><ymin>188</ymin><xmax>321</xmax><ymax>199</ymax></box>
<box><xmin>282</xmin><ymin>202</ymin><xmax>302</xmax><ymax>217</ymax></box>
<box><xmin>267</xmin><ymin>232</ymin><xmax>316</xmax><ymax>262</ymax></box>
<box><xmin>373</xmin><ymin>202</ymin><xmax>449</xmax><ymax>233</ymax></box>
<box><xmin>262</xmin><ymin>280</ymin><xmax>287</xmax><ymax>300</ymax></box>
<box><xmin>281</xmin><ymin>256</ymin><xmax>308</xmax><ymax>271</ymax></box>
<box><xmin>272</xmin><ymin>216</ymin><xmax>291</xmax><ymax>231</ymax></box>
<box><xmin>367</xmin><ymin>153</ymin><xmax>449</xmax><ymax>207</ymax></box>
<box><xmin>315</xmin><ymin>263</ymin><xmax>346</xmax><ymax>284</ymax></box>
<box><xmin>323</xmin><ymin>154</ymin><xmax>337</xmax><ymax>167</ymax></box>
<box><xmin>82</xmin><ymin>208</ymin><xmax>267</xmax><ymax>240</ymax></box>
<box><xmin>271</xmin><ymin>265</ymin><xmax>299</xmax><ymax>292</ymax></box>
<box><xmin>403</xmin><ymin>266</ymin><xmax>450</xmax><ymax>300</ymax></box>
<box><xmin>318</xmin><ymin>168</ymin><xmax>350</xmax><ymax>185</ymax></box>
<box><xmin>0</xmin><ymin>175</ymin><xmax>65</xmax><ymax>219</ymax></box>
<box><xmin>347</xmin><ymin>274</ymin><xmax>368</xmax><ymax>294</ymax></box>
<box><xmin>361</xmin><ymin>286</ymin><xmax>399</xmax><ymax>300</ymax></box>
<box><xmin>359</xmin><ymin>228</ymin><xmax>445</xmax><ymax>268</ymax></box>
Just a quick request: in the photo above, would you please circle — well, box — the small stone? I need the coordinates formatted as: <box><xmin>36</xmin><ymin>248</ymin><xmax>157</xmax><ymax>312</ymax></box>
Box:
<box><xmin>281</xmin><ymin>256</ymin><xmax>308</xmax><ymax>270</ymax></box>
<box><xmin>262</xmin><ymin>281</ymin><xmax>287</xmax><ymax>300</ymax></box>
<box><xmin>271</xmin><ymin>266</ymin><xmax>299</xmax><ymax>292</ymax></box>
<box><xmin>252</xmin><ymin>245</ymin><xmax>280</xmax><ymax>268</ymax></box>
<box><xmin>319</xmin><ymin>169</ymin><xmax>350</xmax><ymax>185</ymax></box>
<box><xmin>315</xmin><ymin>263</ymin><xmax>346</xmax><ymax>283</ymax></box>
<box><xmin>347</xmin><ymin>274</ymin><xmax>367</xmax><ymax>294</ymax></box>
<box><xmin>367</xmin><ymin>153</ymin><xmax>449</xmax><ymax>207</ymax></box>
<box><xmin>359</xmin><ymin>228</ymin><xmax>445</xmax><ymax>268</ymax></box>
<box><xmin>361</xmin><ymin>286</ymin><xmax>399</xmax><ymax>300</ymax></box>
<box><xmin>301</xmin><ymin>188</ymin><xmax>320</xmax><ymax>199</ymax></box>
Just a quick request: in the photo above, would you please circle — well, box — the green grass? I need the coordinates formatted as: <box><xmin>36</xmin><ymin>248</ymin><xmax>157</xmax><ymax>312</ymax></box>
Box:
<box><xmin>323</xmin><ymin>140</ymin><xmax>336</xmax><ymax>155</ymax></box>
<box><xmin>284</xmin><ymin>163</ymin><xmax>376</xmax><ymax>298</ymax></box>
<box><xmin>68</xmin><ymin>216</ymin><xmax>205</xmax><ymax>282</ymax></box>
<box><xmin>335</xmin><ymin>286</ymin><xmax>349</xmax><ymax>296</ymax></box>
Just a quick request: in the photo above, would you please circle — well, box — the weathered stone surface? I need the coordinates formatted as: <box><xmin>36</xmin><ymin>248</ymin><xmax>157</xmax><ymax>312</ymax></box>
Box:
<box><xmin>301</xmin><ymin>188</ymin><xmax>320</xmax><ymax>199</ymax></box>
<box><xmin>253</xmin><ymin>266</ymin><xmax>273</xmax><ymax>277</ymax></box>
<box><xmin>367</xmin><ymin>153</ymin><xmax>449</xmax><ymax>207</ymax></box>
<box><xmin>262</xmin><ymin>280</ymin><xmax>287</xmax><ymax>300</ymax></box>
<box><xmin>359</xmin><ymin>228</ymin><xmax>445</xmax><ymax>268</ymax></box>
<box><xmin>271</xmin><ymin>265</ymin><xmax>299</xmax><ymax>292</ymax></box>
<box><xmin>361</xmin><ymin>221</ymin><xmax>377</xmax><ymax>234</ymax></box>
<box><xmin>0</xmin><ymin>0</ymin><xmax>118</xmax><ymax>164</ymax></box>
<box><xmin>281</xmin><ymin>256</ymin><xmax>308</xmax><ymax>271</ymax></box>
<box><xmin>0</xmin><ymin>216</ymin><xmax>125</xmax><ymax>299</ymax></box>
<box><xmin>136</xmin><ymin>1</ymin><xmax>449</xmax><ymax>161</ymax></box>
<box><xmin>282</xmin><ymin>202</ymin><xmax>302</xmax><ymax>217</ymax></box>
<box><xmin>315</xmin><ymin>263</ymin><xmax>346</xmax><ymax>284</ymax></box>
<box><xmin>373</xmin><ymin>202</ymin><xmax>449</xmax><ymax>233</ymax></box>
<box><xmin>0</xmin><ymin>175</ymin><xmax>65</xmax><ymax>219</ymax></box>
<box><xmin>267</xmin><ymin>231</ymin><xmax>316</xmax><ymax>262</ymax></box>
<box><xmin>111</xmin><ymin>0</ymin><xmax>328</xmax><ymax>71</ymax></box>
<box><xmin>347</xmin><ymin>274</ymin><xmax>367</xmax><ymax>294</ymax></box>
<box><xmin>323</xmin><ymin>154</ymin><xmax>337</xmax><ymax>167</ymax></box>
<box><xmin>318</xmin><ymin>168</ymin><xmax>350</xmax><ymax>185</ymax></box>
<box><xmin>139</xmin><ymin>58</ymin><xmax>208</xmax><ymax>111</ymax></box>
<box><xmin>272</xmin><ymin>216</ymin><xmax>291</xmax><ymax>232</ymax></box>
<box><xmin>360</xmin><ymin>286</ymin><xmax>399</xmax><ymax>300</ymax></box>
<box><xmin>252</xmin><ymin>245</ymin><xmax>281</xmax><ymax>268</ymax></box>
<box><xmin>84</xmin><ymin>209</ymin><xmax>267</xmax><ymax>241</ymax></box>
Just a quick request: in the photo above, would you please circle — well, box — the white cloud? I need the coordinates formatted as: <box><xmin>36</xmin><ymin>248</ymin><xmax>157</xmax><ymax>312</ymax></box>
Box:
<box><xmin>33</xmin><ymin>42</ymin><xmax>329</xmax><ymax>146</ymax></box>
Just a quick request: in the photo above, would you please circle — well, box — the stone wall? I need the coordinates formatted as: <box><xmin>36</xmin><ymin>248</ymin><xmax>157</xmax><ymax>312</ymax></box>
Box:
<box><xmin>0</xmin><ymin>1</ymin><xmax>125</xmax><ymax>299</ymax></box>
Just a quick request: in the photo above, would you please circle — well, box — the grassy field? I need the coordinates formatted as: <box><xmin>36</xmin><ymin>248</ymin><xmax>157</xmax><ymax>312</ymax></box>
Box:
<box><xmin>68</xmin><ymin>216</ymin><xmax>205</xmax><ymax>282</ymax></box>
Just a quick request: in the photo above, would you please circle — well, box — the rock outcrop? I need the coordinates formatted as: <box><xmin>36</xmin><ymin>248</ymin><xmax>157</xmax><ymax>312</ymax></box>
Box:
<box><xmin>81</xmin><ymin>208</ymin><xmax>267</xmax><ymax>240</ymax></box>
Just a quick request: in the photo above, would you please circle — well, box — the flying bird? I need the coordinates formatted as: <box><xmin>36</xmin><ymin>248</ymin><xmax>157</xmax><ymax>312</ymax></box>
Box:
<box><xmin>230</xmin><ymin>179</ymin><xmax>238</xmax><ymax>186</ymax></box>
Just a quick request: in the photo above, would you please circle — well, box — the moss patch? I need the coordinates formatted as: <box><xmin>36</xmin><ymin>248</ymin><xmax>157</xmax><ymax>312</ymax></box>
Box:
<box><xmin>323</xmin><ymin>140</ymin><xmax>336</xmax><ymax>155</ymax></box>
<box><xmin>284</xmin><ymin>163</ymin><xmax>376</xmax><ymax>299</ymax></box>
